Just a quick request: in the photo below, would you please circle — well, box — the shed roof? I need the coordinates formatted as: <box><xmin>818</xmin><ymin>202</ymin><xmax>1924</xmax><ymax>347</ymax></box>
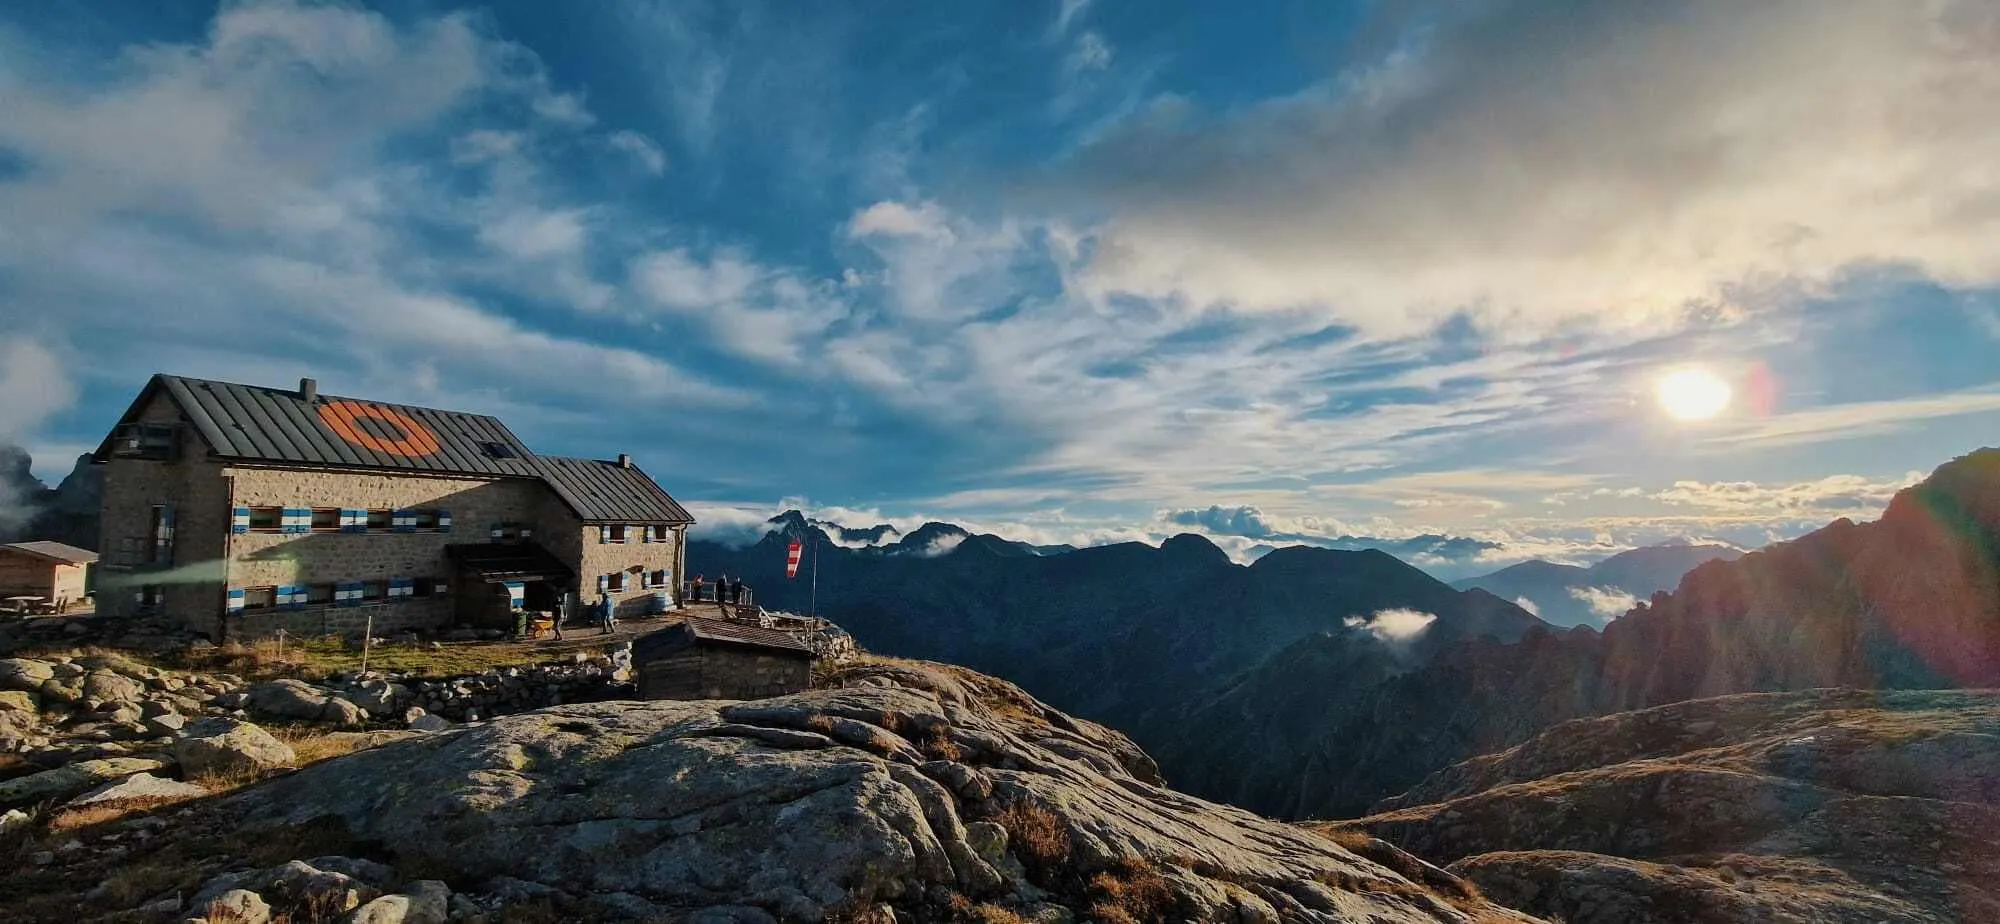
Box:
<box><xmin>0</xmin><ymin>541</ymin><xmax>98</xmax><ymax>565</ymax></box>
<box><xmin>633</xmin><ymin>617</ymin><xmax>814</xmax><ymax>662</ymax></box>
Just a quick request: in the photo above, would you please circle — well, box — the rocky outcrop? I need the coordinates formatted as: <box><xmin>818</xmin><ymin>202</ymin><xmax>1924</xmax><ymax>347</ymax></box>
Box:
<box><xmin>1322</xmin><ymin>689</ymin><xmax>2000</xmax><ymax>924</ymax></box>
<box><xmin>10</xmin><ymin>659</ymin><xmax>1541</xmax><ymax>923</ymax></box>
<box><xmin>174</xmin><ymin>718</ymin><xmax>296</xmax><ymax>777</ymax></box>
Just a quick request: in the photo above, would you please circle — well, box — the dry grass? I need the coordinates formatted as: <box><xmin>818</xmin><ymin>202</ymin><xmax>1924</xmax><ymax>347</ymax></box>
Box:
<box><xmin>993</xmin><ymin>800</ymin><xmax>1071</xmax><ymax>878</ymax></box>
<box><xmin>186</xmin><ymin>761</ymin><xmax>278</xmax><ymax>794</ymax></box>
<box><xmin>271</xmin><ymin>726</ymin><xmax>374</xmax><ymax>765</ymax></box>
<box><xmin>921</xmin><ymin>727</ymin><xmax>966</xmax><ymax>761</ymax></box>
<box><xmin>44</xmin><ymin>794</ymin><xmax>196</xmax><ymax>834</ymax></box>
<box><xmin>807</xmin><ymin>714</ymin><xmax>837</xmax><ymax>733</ymax></box>
<box><xmin>1317</xmin><ymin>824</ymin><xmax>1377</xmax><ymax>852</ymax></box>
<box><xmin>1085</xmin><ymin>857</ymin><xmax>1179</xmax><ymax>924</ymax></box>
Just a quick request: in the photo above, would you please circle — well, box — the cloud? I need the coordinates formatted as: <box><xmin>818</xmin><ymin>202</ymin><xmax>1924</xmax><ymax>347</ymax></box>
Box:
<box><xmin>629</xmin><ymin>248</ymin><xmax>849</xmax><ymax>366</ymax></box>
<box><xmin>1568</xmin><ymin>585</ymin><xmax>1640</xmax><ymax>622</ymax></box>
<box><xmin>608</xmin><ymin>129</ymin><xmax>666</xmax><ymax>174</ymax></box>
<box><xmin>0</xmin><ymin>339</ymin><xmax>75</xmax><ymax>439</ymax></box>
<box><xmin>1047</xmin><ymin>0</ymin><xmax>2000</xmax><ymax>339</ymax></box>
<box><xmin>1512</xmin><ymin>596</ymin><xmax>1541</xmax><ymax>617</ymax></box>
<box><xmin>1651</xmin><ymin>473</ymin><xmax>1923</xmax><ymax>514</ymax></box>
<box><xmin>1701</xmin><ymin>389</ymin><xmax>2000</xmax><ymax>449</ymax></box>
<box><xmin>0</xmin><ymin>0</ymin><xmax>731</xmax><ymax>431</ymax></box>
<box><xmin>1158</xmin><ymin>504</ymin><xmax>1502</xmax><ymax>565</ymax></box>
<box><xmin>1065</xmin><ymin>32</ymin><xmax>1113</xmax><ymax>75</ymax></box>
<box><xmin>1344</xmin><ymin>608</ymin><xmax>1438</xmax><ymax>643</ymax></box>
<box><xmin>0</xmin><ymin>337</ymin><xmax>74</xmax><ymax>534</ymax></box>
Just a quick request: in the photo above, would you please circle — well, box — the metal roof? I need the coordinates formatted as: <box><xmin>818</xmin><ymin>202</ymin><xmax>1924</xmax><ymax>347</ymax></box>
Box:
<box><xmin>91</xmin><ymin>374</ymin><xmax>697</xmax><ymax>526</ymax></box>
<box><xmin>531</xmin><ymin>456</ymin><xmax>693</xmax><ymax>525</ymax></box>
<box><xmin>633</xmin><ymin>617</ymin><xmax>814</xmax><ymax>661</ymax></box>
<box><xmin>0</xmin><ymin>541</ymin><xmax>99</xmax><ymax>565</ymax></box>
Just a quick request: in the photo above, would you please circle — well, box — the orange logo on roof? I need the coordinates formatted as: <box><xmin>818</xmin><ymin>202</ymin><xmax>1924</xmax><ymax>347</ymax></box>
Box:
<box><xmin>317</xmin><ymin>400</ymin><xmax>443</xmax><ymax>458</ymax></box>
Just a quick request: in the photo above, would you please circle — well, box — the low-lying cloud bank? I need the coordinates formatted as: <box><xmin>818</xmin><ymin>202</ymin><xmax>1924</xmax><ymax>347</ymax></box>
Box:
<box><xmin>1344</xmin><ymin>608</ymin><xmax>1438</xmax><ymax>643</ymax></box>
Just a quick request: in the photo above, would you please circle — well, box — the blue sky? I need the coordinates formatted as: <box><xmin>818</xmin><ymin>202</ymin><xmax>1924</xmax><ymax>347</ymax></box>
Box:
<box><xmin>3</xmin><ymin>0</ymin><xmax>1999</xmax><ymax>579</ymax></box>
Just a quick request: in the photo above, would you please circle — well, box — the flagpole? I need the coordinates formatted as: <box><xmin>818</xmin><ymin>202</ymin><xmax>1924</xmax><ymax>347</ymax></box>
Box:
<box><xmin>809</xmin><ymin>533</ymin><xmax>819</xmax><ymax>620</ymax></box>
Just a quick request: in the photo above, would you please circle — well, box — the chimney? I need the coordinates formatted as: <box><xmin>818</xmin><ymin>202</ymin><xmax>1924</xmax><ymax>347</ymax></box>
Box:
<box><xmin>299</xmin><ymin>377</ymin><xmax>318</xmax><ymax>402</ymax></box>
<box><xmin>617</xmin><ymin>453</ymin><xmax>632</xmax><ymax>468</ymax></box>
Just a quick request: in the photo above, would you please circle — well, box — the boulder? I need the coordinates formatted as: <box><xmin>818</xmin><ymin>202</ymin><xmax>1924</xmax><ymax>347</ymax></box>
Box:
<box><xmin>0</xmin><ymin>756</ymin><xmax>173</xmax><ymax>807</ymax></box>
<box><xmin>175</xmin><ymin>718</ymin><xmax>295</xmax><ymax>777</ymax></box>
<box><xmin>247</xmin><ymin>679</ymin><xmax>337</xmax><ymax>719</ymax></box>
<box><xmin>70</xmin><ymin>772</ymin><xmax>210</xmax><ymax>805</ymax></box>
<box><xmin>83</xmin><ymin>671</ymin><xmax>147</xmax><ymax>704</ymax></box>
<box><xmin>38</xmin><ymin>676</ymin><xmax>85</xmax><ymax>705</ymax></box>
<box><xmin>345</xmin><ymin>880</ymin><xmax>449</xmax><ymax>924</ymax></box>
<box><xmin>266</xmin><ymin>859</ymin><xmax>376</xmax><ymax>913</ymax></box>
<box><xmin>339</xmin><ymin>680</ymin><xmax>407</xmax><ymax>718</ymax></box>
<box><xmin>407</xmin><ymin>714</ymin><xmax>451</xmax><ymax>733</ymax></box>
<box><xmin>0</xmin><ymin>658</ymin><xmax>54</xmax><ymax>691</ymax></box>
<box><xmin>146</xmin><ymin>713</ymin><xmax>189</xmax><ymax>735</ymax></box>
<box><xmin>192</xmin><ymin>888</ymin><xmax>271</xmax><ymax>924</ymax></box>
<box><xmin>0</xmin><ymin>689</ymin><xmax>36</xmax><ymax>713</ymax></box>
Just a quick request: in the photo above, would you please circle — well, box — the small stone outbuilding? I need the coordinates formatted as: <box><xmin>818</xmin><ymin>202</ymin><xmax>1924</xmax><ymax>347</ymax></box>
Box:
<box><xmin>633</xmin><ymin>617</ymin><xmax>814</xmax><ymax>701</ymax></box>
<box><xmin>0</xmin><ymin>540</ymin><xmax>96</xmax><ymax>612</ymax></box>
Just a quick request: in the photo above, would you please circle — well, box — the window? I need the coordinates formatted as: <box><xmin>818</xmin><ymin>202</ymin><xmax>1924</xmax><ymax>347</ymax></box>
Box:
<box><xmin>478</xmin><ymin>440</ymin><xmax>517</xmax><ymax>459</ymax></box>
<box><xmin>367</xmin><ymin>509</ymin><xmax>393</xmax><ymax>531</ymax></box>
<box><xmin>606</xmin><ymin>525</ymin><xmax>628</xmax><ymax>544</ymax></box>
<box><xmin>361</xmin><ymin>580</ymin><xmax>387</xmax><ymax>602</ymax></box>
<box><xmin>649</xmin><ymin>525</ymin><xmax>671</xmax><ymax>543</ymax></box>
<box><xmin>311</xmin><ymin>508</ymin><xmax>341</xmax><ymax>531</ymax></box>
<box><xmin>149</xmin><ymin>505</ymin><xmax>175</xmax><ymax>565</ymax></box>
<box><xmin>490</xmin><ymin>522</ymin><xmax>534</xmax><ymax>541</ymax></box>
<box><xmin>414</xmin><ymin>509</ymin><xmax>443</xmax><ymax>530</ymax></box>
<box><xmin>606</xmin><ymin>571</ymin><xmax>627</xmax><ymax>592</ymax></box>
<box><xmin>308</xmin><ymin>584</ymin><xmax>335</xmax><ymax>605</ymax></box>
<box><xmin>650</xmin><ymin>569</ymin><xmax>668</xmax><ymax>588</ymax></box>
<box><xmin>242</xmin><ymin>586</ymin><xmax>277</xmax><ymax>610</ymax></box>
<box><xmin>412</xmin><ymin>579</ymin><xmax>436</xmax><ymax>598</ymax></box>
<box><xmin>248</xmin><ymin>506</ymin><xmax>282</xmax><ymax>531</ymax></box>
<box><xmin>113</xmin><ymin>423</ymin><xmax>177</xmax><ymax>460</ymax></box>
<box><xmin>139</xmin><ymin>585</ymin><xmax>165</xmax><ymax>607</ymax></box>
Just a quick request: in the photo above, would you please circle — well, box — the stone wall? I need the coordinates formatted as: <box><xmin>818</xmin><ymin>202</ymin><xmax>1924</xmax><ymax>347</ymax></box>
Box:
<box><xmin>96</xmin><ymin>393</ymin><xmax>232</xmax><ymax>634</ymax></box>
<box><xmin>564</xmin><ymin>520</ymin><xmax>687</xmax><ymax>620</ymax></box>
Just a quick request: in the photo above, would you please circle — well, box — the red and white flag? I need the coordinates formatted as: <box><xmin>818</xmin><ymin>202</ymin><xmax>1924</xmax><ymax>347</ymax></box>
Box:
<box><xmin>786</xmin><ymin>540</ymin><xmax>803</xmax><ymax>579</ymax></box>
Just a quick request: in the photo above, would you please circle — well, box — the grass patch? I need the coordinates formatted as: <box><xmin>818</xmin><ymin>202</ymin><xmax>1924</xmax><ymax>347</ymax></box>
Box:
<box><xmin>921</xmin><ymin>728</ymin><xmax>966</xmax><ymax>761</ymax></box>
<box><xmin>993</xmin><ymin>800</ymin><xmax>1071</xmax><ymax>880</ymax></box>
<box><xmin>271</xmin><ymin>726</ymin><xmax>376</xmax><ymax>766</ymax></box>
<box><xmin>1085</xmin><ymin>857</ymin><xmax>1179</xmax><ymax>924</ymax></box>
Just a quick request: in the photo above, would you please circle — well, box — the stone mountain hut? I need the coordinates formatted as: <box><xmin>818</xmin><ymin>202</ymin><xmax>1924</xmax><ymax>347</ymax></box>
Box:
<box><xmin>632</xmin><ymin>617</ymin><xmax>814</xmax><ymax>701</ymax></box>
<box><xmin>90</xmin><ymin>373</ymin><xmax>695</xmax><ymax>640</ymax></box>
<box><xmin>0</xmin><ymin>540</ymin><xmax>97</xmax><ymax>612</ymax></box>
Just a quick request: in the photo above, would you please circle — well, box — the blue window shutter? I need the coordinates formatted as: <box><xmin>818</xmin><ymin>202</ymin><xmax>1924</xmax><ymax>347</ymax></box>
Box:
<box><xmin>641</xmin><ymin>526</ymin><xmax>652</xmax><ymax>544</ymax></box>
<box><xmin>520</xmin><ymin>525</ymin><xmax>533</xmax><ymax>538</ymax></box>
<box><xmin>339</xmin><ymin>508</ymin><xmax>360</xmax><ymax>533</ymax></box>
<box><xmin>231</xmin><ymin>507</ymin><xmax>250</xmax><ymax>534</ymax></box>
<box><xmin>596</xmin><ymin>573</ymin><xmax>609</xmax><ymax>593</ymax></box>
<box><xmin>393</xmin><ymin>510</ymin><xmax>415</xmax><ymax>533</ymax></box>
<box><xmin>490</xmin><ymin>524</ymin><xmax>503</xmax><ymax>540</ymax></box>
<box><xmin>226</xmin><ymin>588</ymin><xmax>246</xmax><ymax>613</ymax></box>
<box><xmin>598</xmin><ymin>525</ymin><xmax>610</xmax><ymax>544</ymax></box>
<box><xmin>436</xmin><ymin>510</ymin><xmax>452</xmax><ymax>532</ymax></box>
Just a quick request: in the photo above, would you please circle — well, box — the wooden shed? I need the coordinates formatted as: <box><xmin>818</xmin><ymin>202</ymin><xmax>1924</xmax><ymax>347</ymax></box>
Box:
<box><xmin>0</xmin><ymin>541</ymin><xmax>97</xmax><ymax>612</ymax></box>
<box><xmin>633</xmin><ymin>617</ymin><xmax>814</xmax><ymax>701</ymax></box>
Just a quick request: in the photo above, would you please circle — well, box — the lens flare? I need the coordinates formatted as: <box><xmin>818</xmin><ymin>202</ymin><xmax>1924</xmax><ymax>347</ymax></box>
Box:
<box><xmin>1656</xmin><ymin>367</ymin><xmax>1733</xmax><ymax>421</ymax></box>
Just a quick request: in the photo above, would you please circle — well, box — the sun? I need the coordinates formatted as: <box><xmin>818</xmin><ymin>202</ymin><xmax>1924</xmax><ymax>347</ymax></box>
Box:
<box><xmin>1656</xmin><ymin>367</ymin><xmax>1733</xmax><ymax>421</ymax></box>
